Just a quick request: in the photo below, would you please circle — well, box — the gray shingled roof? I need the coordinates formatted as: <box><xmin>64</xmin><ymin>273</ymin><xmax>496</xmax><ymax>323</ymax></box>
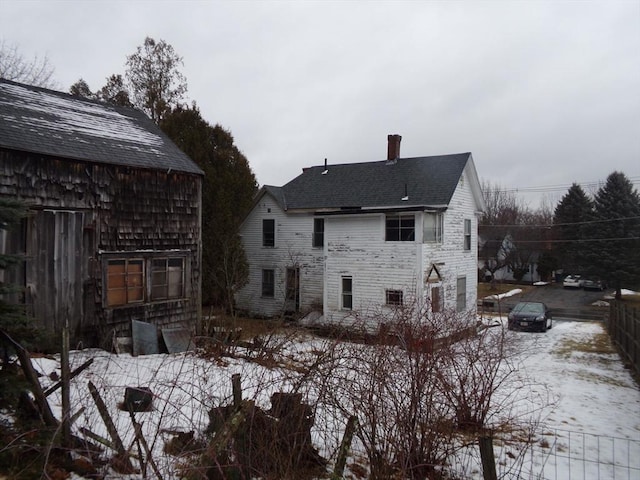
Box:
<box><xmin>268</xmin><ymin>153</ymin><xmax>471</xmax><ymax>211</ymax></box>
<box><xmin>0</xmin><ymin>79</ymin><xmax>202</xmax><ymax>175</ymax></box>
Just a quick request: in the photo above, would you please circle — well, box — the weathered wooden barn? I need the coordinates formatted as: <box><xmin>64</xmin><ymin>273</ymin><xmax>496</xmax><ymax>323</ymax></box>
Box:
<box><xmin>0</xmin><ymin>79</ymin><xmax>203</xmax><ymax>347</ymax></box>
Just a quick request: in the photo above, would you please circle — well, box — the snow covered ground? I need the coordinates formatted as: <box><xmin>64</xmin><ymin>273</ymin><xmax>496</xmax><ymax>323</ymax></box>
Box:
<box><xmin>27</xmin><ymin>319</ymin><xmax>640</xmax><ymax>480</ymax></box>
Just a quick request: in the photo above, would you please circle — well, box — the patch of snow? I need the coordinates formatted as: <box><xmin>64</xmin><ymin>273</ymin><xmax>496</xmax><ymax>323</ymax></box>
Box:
<box><xmin>533</xmin><ymin>281</ymin><xmax>549</xmax><ymax>286</ymax></box>
<box><xmin>484</xmin><ymin>288</ymin><xmax>522</xmax><ymax>300</ymax></box>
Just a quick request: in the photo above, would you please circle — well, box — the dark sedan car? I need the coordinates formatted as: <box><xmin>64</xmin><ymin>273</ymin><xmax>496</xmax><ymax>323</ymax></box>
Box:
<box><xmin>583</xmin><ymin>278</ymin><xmax>607</xmax><ymax>291</ymax></box>
<box><xmin>508</xmin><ymin>302</ymin><xmax>552</xmax><ymax>332</ymax></box>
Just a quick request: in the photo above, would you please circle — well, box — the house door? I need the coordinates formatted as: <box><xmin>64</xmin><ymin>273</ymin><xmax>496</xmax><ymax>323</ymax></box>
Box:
<box><xmin>285</xmin><ymin>267</ymin><xmax>300</xmax><ymax>313</ymax></box>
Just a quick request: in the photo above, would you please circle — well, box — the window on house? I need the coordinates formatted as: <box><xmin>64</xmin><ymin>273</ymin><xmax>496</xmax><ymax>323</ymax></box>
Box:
<box><xmin>262</xmin><ymin>269</ymin><xmax>275</xmax><ymax>297</ymax></box>
<box><xmin>431</xmin><ymin>286</ymin><xmax>442</xmax><ymax>312</ymax></box>
<box><xmin>424</xmin><ymin>212</ymin><xmax>443</xmax><ymax>243</ymax></box>
<box><xmin>151</xmin><ymin>257</ymin><xmax>184</xmax><ymax>300</ymax></box>
<box><xmin>385</xmin><ymin>289</ymin><xmax>403</xmax><ymax>306</ymax></box>
<box><xmin>313</xmin><ymin>218</ymin><xmax>324</xmax><ymax>248</ymax></box>
<box><xmin>342</xmin><ymin>276</ymin><xmax>353</xmax><ymax>310</ymax></box>
<box><xmin>456</xmin><ymin>276</ymin><xmax>467</xmax><ymax>312</ymax></box>
<box><xmin>263</xmin><ymin>219</ymin><xmax>275</xmax><ymax>247</ymax></box>
<box><xmin>386</xmin><ymin>214</ymin><xmax>415</xmax><ymax>241</ymax></box>
<box><xmin>464</xmin><ymin>219</ymin><xmax>471</xmax><ymax>251</ymax></box>
<box><xmin>106</xmin><ymin>259</ymin><xmax>144</xmax><ymax>307</ymax></box>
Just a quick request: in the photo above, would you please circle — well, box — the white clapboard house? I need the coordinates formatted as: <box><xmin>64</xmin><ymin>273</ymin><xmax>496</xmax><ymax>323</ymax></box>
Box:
<box><xmin>235</xmin><ymin>135</ymin><xmax>485</xmax><ymax>328</ymax></box>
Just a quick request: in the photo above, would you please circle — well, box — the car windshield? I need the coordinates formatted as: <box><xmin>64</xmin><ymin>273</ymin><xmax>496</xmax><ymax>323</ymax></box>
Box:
<box><xmin>513</xmin><ymin>303</ymin><xmax>544</xmax><ymax>314</ymax></box>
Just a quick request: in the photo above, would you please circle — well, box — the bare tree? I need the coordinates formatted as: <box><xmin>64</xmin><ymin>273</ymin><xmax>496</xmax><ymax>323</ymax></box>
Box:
<box><xmin>126</xmin><ymin>37</ymin><xmax>187</xmax><ymax>123</ymax></box>
<box><xmin>0</xmin><ymin>40</ymin><xmax>56</xmax><ymax>88</ymax></box>
<box><xmin>479</xmin><ymin>181</ymin><xmax>522</xmax><ymax>283</ymax></box>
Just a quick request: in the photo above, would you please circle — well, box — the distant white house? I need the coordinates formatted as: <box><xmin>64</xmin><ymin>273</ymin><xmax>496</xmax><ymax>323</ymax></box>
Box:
<box><xmin>235</xmin><ymin>135</ymin><xmax>485</xmax><ymax>328</ymax></box>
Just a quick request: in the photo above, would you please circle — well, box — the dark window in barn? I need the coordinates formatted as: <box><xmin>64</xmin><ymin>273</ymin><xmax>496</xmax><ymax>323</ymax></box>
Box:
<box><xmin>262</xmin><ymin>269</ymin><xmax>275</xmax><ymax>297</ymax></box>
<box><xmin>107</xmin><ymin>259</ymin><xmax>144</xmax><ymax>307</ymax></box>
<box><xmin>151</xmin><ymin>258</ymin><xmax>184</xmax><ymax>300</ymax></box>
<box><xmin>431</xmin><ymin>286</ymin><xmax>442</xmax><ymax>312</ymax></box>
<box><xmin>263</xmin><ymin>219</ymin><xmax>275</xmax><ymax>247</ymax></box>
<box><xmin>312</xmin><ymin>218</ymin><xmax>324</xmax><ymax>247</ymax></box>
<box><xmin>386</xmin><ymin>214</ymin><xmax>415</xmax><ymax>241</ymax></box>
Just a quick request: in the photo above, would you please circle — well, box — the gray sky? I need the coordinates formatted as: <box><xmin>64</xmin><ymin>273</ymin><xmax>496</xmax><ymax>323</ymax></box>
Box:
<box><xmin>2</xmin><ymin>0</ymin><xmax>639</xmax><ymax>209</ymax></box>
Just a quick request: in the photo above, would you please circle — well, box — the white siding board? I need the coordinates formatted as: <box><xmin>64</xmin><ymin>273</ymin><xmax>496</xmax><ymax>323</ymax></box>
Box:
<box><xmin>235</xmin><ymin>193</ymin><xmax>324</xmax><ymax>317</ymax></box>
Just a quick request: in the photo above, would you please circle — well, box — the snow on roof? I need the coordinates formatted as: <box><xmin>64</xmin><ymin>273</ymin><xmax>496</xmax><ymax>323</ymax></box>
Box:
<box><xmin>0</xmin><ymin>79</ymin><xmax>202</xmax><ymax>175</ymax></box>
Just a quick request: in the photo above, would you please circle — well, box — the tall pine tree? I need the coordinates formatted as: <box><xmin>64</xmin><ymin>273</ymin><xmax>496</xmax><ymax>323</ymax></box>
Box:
<box><xmin>585</xmin><ymin>172</ymin><xmax>640</xmax><ymax>299</ymax></box>
<box><xmin>160</xmin><ymin>104</ymin><xmax>258</xmax><ymax>310</ymax></box>
<box><xmin>553</xmin><ymin>183</ymin><xmax>593</xmax><ymax>275</ymax></box>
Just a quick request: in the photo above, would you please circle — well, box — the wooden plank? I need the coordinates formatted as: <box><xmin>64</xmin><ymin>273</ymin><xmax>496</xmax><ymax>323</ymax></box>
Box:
<box><xmin>87</xmin><ymin>381</ymin><xmax>134</xmax><ymax>472</ymax></box>
<box><xmin>44</xmin><ymin>358</ymin><xmax>94</xmax><ymax>397</ymax></box>
<box><xmin>0</xmin><ymin>330</ymin><xmax>58</xmax><ymax>427</ymax></box>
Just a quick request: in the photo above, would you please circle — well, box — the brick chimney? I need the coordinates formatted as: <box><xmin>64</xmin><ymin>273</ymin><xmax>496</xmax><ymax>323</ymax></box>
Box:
<box><xmin>387</xmin><ymin>134</ymin><xmax>402</xmax><ymax>161</ymax></box>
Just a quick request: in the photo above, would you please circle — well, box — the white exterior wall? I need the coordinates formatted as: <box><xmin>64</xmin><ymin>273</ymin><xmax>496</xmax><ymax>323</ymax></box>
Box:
<box><xmin>425</xmin><ymin>164</ymin><xmax>480</xmax><ymax>315</ymax></box>
<box><xmin>324</xmin><ymin>214</ymin><xmax>422</xmax><ymax>328</ymax></box>
<box><xmin>323</xmin><ymin>165</ymin><xmax>481</xmax><ymax>325</ymax></box>
<box><xmin>235</xmin><ymin>194</ymin><xmax>324</xmax><ymax>317</ymax></box>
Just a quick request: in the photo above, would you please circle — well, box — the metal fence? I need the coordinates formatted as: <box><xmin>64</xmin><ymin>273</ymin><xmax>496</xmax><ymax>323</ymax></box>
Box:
<box><xmin>608</xmin><ymin>302</ymin><xmax>640</xmax><ymax>378</ymax></box>
<box><xmin>488</xmin><ymin>429</ymin><xmax>640</xmax><ymax>480</ymax></box>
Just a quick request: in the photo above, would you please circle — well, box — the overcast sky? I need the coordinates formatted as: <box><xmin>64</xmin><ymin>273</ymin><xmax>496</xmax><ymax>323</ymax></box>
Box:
<box><xmin>2</xmin><ymin>0</ymin><xmax>639</xmax><ymax>209</ymax></box>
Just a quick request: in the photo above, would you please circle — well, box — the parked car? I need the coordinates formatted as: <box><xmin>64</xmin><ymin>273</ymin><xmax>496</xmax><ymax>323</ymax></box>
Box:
<box><xmin>508</xmin><ymin>302</ymin><xmax>552</xmax><ymax>332</ymax></box>
<box><xmin>563</xmin><ymin>274</ymin><xmax>584</xmax><ymax>288</ymax></box>
<box><xmin>583</xmin><ymin>277</ymin><xmax>607</xmax><ymax>291</ymax></box>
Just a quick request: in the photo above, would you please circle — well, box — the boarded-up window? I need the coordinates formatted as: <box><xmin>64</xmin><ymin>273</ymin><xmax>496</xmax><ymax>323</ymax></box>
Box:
<box><xmin>431</xmin><ymin>286</ymin><xmax>442</xmax><ymax>312</ymax></box>
<box><xmin>151</xmin><ymin>258</ymin><xmax>184</xmax><ymax>300</ymax></box>
<box><xmin>107</xmin><ymin>259</ymin><xmax>144</xmax><ymax>307</ymax></box>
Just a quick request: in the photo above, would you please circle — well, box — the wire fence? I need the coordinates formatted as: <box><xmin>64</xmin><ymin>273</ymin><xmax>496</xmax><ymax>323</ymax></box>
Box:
<box><xmin>608</xmin><ymin>301</ymin><xmax>640</xmax><ymax>378</ymax></box>
<box><xmin>487</xmin><ymin>429</ymin><xmax>640</xmax><ymax>480</ymax></box>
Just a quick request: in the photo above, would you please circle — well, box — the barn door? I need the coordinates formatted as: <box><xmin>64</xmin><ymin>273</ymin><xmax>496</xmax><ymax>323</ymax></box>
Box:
<box><xmin>25</xmin><ymin>210</ymin><xmax>87</xmax><ymax>334</ymax></box>
<box><xmin>285</xmin><ymin>267</ymin><xmax>300</xmax><ymax>313</ymax></box>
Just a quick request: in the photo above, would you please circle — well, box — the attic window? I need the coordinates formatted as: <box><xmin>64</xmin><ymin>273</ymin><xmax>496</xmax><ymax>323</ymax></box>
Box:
<box><xmin>263</xmin><ymin>219</ymin><xmax>275</xmax><ymax>247</ymax></box>
<box><xmin>385</xmin><ymin>214</ymin><xmax>415</xmax><ymax>242</ymax></box>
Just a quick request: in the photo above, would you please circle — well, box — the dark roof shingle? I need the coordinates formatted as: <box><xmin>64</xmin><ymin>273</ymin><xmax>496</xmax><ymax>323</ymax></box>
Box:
<box><xmin>272</xmin><ymin>153</ymin><xmax>470</xmax><ymax>211</ymax></box>
<box><xmin>0</xmin><ymin>79</ymin><xmax>202</xmax><ymax>175</ymax></box>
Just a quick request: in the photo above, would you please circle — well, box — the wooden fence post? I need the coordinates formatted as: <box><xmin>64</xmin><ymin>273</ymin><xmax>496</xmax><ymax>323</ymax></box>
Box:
<box><xmin>479</xmin><ymin>435</ymin><xmax>498</xmax><ymax>480</ymax></box>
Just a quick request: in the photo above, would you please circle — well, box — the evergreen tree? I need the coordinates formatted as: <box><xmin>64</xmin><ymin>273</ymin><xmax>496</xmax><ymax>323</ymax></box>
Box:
<box><xmin>0</xmin><ymin>199</ymin><xmax>36</xmax><ymax>365</ymax></box>
<box><xmin>552</xmin><ymin>183</ymin><xmax>593</xmax><ymax>274</ymax></box>
<box><xmin>160</xmin><ymin>105</ymin><xmax>258</xmax><ymax>309</ymax></box>
<box><xmin>69</xmin><ymin>78</ymin><xmax>93</xmax><ymax>98</ymax></box>
<box><xmin>585</xmin><ymin>172</ymin><xmax>640</xmax><ymax>299</ymax></box>
<box><xmin>97</xmin><ymin>74</ymin><xmax>133</xmax><ymax>107</ymax></box>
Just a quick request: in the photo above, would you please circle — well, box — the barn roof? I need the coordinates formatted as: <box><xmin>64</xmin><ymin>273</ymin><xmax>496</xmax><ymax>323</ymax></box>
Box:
<box><xmin>0</xmin><ymin>79</ymin><xmax>203</xmax><ymax>175</ymax></box>
<box><xmin>262</xmin><ymin>152</ymin><xmax>473</xmax><ymax>211</ymax></box>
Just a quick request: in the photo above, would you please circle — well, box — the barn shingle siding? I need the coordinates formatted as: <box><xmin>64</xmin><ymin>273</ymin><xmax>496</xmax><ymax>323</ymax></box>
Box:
<box><xmin>0</xmin><ymin>80</ymin><xmax>203</xmax><ymax>347</ymax></box>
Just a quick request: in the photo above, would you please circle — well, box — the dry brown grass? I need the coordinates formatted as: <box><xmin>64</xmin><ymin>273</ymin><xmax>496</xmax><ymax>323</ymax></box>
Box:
<box><xmin>477</xmin><ymin>283</ymin><xmax>535</xmax><ymax>299</ymax></box>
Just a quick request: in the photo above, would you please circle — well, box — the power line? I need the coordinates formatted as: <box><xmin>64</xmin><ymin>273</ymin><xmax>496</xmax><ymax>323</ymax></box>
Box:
<box><xmin>496</xmin><ymin>236</ymin><xmax>640</xmax><ymax>245</ymax></box>
<box><xmin>489</xmin><ymin>177</ymin><xmax>640</xmax><ymax>195</ymax></box>
<box><xmin>480</xmin><ymin>215</ymin><xmax>640</xmax><ymax>229</ymax></box>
